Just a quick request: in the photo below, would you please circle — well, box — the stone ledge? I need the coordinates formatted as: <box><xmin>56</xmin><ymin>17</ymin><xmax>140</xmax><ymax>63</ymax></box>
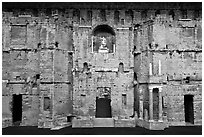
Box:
<box><xmin>114</xmin><ymin>118</ymin><xmax>135</xmax><ymax>127</ymax></box>
<box><xmin>136</xmin><ymin>119</ymin><xmax>169</xmax><ymax>130</ymax></box>
<box><xmin>72</xmin><ymin>118</ymin><xmax>93</xmax><ymax>128</ymax></box>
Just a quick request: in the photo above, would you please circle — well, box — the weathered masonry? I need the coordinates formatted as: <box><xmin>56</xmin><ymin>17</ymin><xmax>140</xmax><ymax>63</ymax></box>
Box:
<box><xmin>2</xmin><ymin>2</ymin><xmax>202</xmax><ymax>130</ymax></box>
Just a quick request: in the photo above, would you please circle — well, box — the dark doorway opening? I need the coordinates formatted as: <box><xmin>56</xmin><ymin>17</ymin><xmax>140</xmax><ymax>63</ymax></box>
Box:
<box><xmin>153</xmin><ymin>88</ymin><xmax>159</xmax><ymax>121</ymax></box>
<box><xmin>95</xmin><ymin>97</ymin><xmax>112</xmax><ymax>118</ymax></box>
<box><xmin>184</xmin><ymin>95</ymin><xmax>194</xmax><ymax>124</ymax></box>
<box><xmin>12</xmin><ymin>94</ymin><xmax>22</xmax><ymax>126</ymax></box>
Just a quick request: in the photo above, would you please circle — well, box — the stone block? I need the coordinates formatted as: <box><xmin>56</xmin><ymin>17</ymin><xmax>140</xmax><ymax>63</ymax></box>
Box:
<box><xmin>114</xmin><ymin>118</ymin><xmax>135</xmax><ymax>127</ymax></box>
<box><xmin>72</xmin><ymin>118</ymin><xmax>93</xmax><ymax>128</ymax></box>
<box><xmin>2</xmin><ymin>96</ymin><xmax>12</xmax><ymax>119</ymax></box>
<box><xmin>22</xmin><ymin>95</ymin><xmax>40</xmax><ymax>126</ymax></box>
<box><xmin>93</xmin><ymin>118</ymin><xmax>114</xmax><ymax>127</ymax></box>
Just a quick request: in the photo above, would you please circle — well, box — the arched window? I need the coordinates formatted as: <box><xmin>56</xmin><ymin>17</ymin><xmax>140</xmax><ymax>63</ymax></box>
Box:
<box><xmin>92</xmin><ymin>25</ymin><xmax>116</xmax><ymax>53</ymax></box>
<box><xmin>83</xmin><ymin>62</ymin><xmax>88</xmax><ymax>72</ymax></box>
<box><xmin>118</xmin><ymin>62</ymin><xmax>124</xmax><ymax>73</ymax></box>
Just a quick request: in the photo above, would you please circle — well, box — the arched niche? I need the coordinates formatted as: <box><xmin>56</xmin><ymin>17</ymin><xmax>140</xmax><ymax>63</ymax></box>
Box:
<box><xmin>92</xmin><ymin>24</ymin><xmax>116</xmax><ymax>53</ymax></box>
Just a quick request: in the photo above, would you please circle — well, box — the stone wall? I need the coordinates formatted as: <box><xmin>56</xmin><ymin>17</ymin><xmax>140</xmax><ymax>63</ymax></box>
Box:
<box><xmin>2</xmin><ymin>2</ymin><xmax>202</xmax><ymax>128</ymax></box>
<box><xmin>2</xmin><ymin>9</ymin><xmax>73</xmax><ymax>128</ymax></box>
<box><xmin>134</xmin><ymin>13</ymin><xmax>202</xmax><ymax>126</ymax></box>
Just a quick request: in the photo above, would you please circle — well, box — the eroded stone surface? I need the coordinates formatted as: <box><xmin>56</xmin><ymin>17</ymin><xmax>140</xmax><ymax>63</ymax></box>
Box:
<box><xmin>2</xmin><ymin>2</ymin><xmax>202</xmax><ymax>129</ymax></box>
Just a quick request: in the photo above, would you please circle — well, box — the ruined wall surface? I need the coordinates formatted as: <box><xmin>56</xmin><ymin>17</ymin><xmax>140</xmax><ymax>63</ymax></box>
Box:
<box><xmin>72</xmin><ymin>9</ymin><xmax>134</xmax><ymax>118</ymax></box>
<box><xmin>2</xmin><ymin>2</ymin><xmax>202</xmax><ymax>128</ymax></box>
<box><xmin>2</xmin><ymin>9</ymin><xmax>73</xmax><ymax>128</ymax></box>
<box><xmin>134</xmin><ymin>11</ymin><xmax>202</xmax><ymax>125</ymax></box>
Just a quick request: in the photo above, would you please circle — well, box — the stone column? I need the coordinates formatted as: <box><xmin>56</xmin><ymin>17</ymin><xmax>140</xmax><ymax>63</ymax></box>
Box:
<box><xmin>149</xmin><ymin>88</ymin><xmax>153</xmax><ymax>122</ymax></box>
<box><xmin>149</xmin><ymin>63</ymin><xmax>152</xmax><ymax>75</ymax></box>
<box><xmin>158</xmin><ymin>87</ymin><xmax>163</xmax><ymax>122</ymax></box>
<box><xmin>139</xmin><ymin>88</ymin><xmax>143</xmax><ymax>119</ymax></box>
<box><xmin>139</xmin><ymin>98</ymin><xmax>143</xmax><ymax>119</ymax></box>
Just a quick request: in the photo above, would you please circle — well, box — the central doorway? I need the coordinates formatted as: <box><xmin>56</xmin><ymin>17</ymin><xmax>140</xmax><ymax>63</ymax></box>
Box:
<box><xmin>95</xmin><ymin>87</ymin><xmax>112</xmax><ymax>118</ymax></box>
<box><xmin>95</xmin><ymin>97</ymin><xmax>112</xmax><ymax>118</ymax></box>
<box><xmin>12</xmin><ymin>94</ymin><xmax>22</xmax><ymax>126</ymax></box>
<box><xmin>184</xmin><ymin>95</ymin><xmax>194</xmax><ymax>124</ymax></box>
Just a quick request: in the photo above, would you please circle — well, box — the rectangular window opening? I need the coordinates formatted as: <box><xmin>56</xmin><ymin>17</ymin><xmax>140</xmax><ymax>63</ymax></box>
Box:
<box><xmin>122</xmin><ymin>94</ymin><xmax>127</xmax><ymax>108</ymax></box>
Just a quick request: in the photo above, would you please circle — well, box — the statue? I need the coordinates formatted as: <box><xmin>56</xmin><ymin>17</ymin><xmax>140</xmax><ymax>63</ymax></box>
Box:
<box><xmin>99</xmin><ymin>37</ymin><xmax>109</xmax><ymax>53</ymax></box>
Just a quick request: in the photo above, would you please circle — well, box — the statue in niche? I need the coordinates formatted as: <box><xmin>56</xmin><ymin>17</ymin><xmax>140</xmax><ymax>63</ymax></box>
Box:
<box><xmin>98</xmin><ymin>37</ymin><xmax>109</xmax><ymax>53</ymax></box>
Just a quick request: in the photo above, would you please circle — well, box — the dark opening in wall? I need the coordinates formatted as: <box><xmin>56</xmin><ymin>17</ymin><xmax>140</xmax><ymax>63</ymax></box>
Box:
<box><xmin>81</xmin><ymin>94</ymin><xmax>86</xmax><ymax>107</ymax></box>
<box><xmin>155</xmin><ymin>10</ymin><xmax>160</xmax><ymax>17</ymax></box>
<box><xmin>121</xmin><ymin>18</ymin><xmax>125</xmax><ymax>25</ymax></box>
<box><xmin>141</xmin><ymin>10</ymin><xmax>147</xmax><ymax>20</ymax></box>
<box><xmin>134</xmin><ymin>72</ymin><xmax>137</xmax><ymax>81</ymax></box>
<box><xmin>44</xmin><ymin>97</ymin><xmax>51</xmax><ymax>111</ymax></box>
<box><xmin>184</xmin><ymin>76</ymin><xmax>190</xmax><ymax>83</ymax></box>
<box><xmin>182</xmin><ymin>10</ymin><xmax>187</xmax><ymax>19</ymax></box>
<box><xmin>36</xmin><ymin>74</ymin><xmax>40</xmax><ymax>79</ymax></box>
<box><xmin>46</xmin><ymin>8</ymin><xmax>52</xmax><ymax>16</ymax></box>
<box><xmin>118</xmin><ymin>62</ymin><xmax>124</xmax><ymax>73</ymax></box>
<box><xmin>194</xmin><ymin>10</ymin><xmax>200</xmax><ymax>20</ymax></box>
<box><xmin>114</xmin><ymin>10</ymin><xmax>120</xmax><ymax>24</ymax></box>
<box><xmin>153</xmin><ymin>88</ymin><xmax>159</xmax><ymax>120</ymax></box>
<box><xmin>184</xmin><ymin>95</ymin><xmax>194</xmax><ymax>124</ymax></box>
<box><xmin>73</xmin><ymin>9</ymin><xmax>80</xmax><ymax>23</ymax></box>
<box><xmin>122</xmin><ymin>94</ymin><xmax>127</xmax><ymax>107</ymax></box>
<box><xmin>125</xmin><ymin>10</ymin><xmax>133</xmax><ymax>23</ymax></box>
<box><xmin>67</xmin><ymin>116</ymin><xmax>73</xmax><ymax>122</ymax></box>
<box><xmin>12</xmin><ymin>94</ymin><xmax>22</xmax><ymax>125</ymax></box>
<box><xmin>100</xmin><ymin>9</ymin><xmax>106</xmax><ymax>22</ymax></box>
<box><xmin>16</xmin><ymin>76</ymin><xmax>21</xmax><ymax>81</ymax></box>
<box><xmin>169</xmin><ymin>10</ymin><xmax>175</xmax><ymax>20</ymax></box>
<box><xmin>83</xmin><ymin>62</ymin><xmax>88</xmax><ymax>72</ymax></box>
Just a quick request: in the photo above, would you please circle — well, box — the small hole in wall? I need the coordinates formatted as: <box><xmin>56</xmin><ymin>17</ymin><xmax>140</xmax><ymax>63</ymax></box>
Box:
<box><xmin>36</xmin><ymin>74</ymin><xmax>40</xmax><ymax>79</ymax></box>
<box><xmin>55</xmin><ymin>41</ymin><xmax>59</xmax><ymax>48</ymax></box>
<box><xmin>16</xmin><ymin>76</ymin><xmax>21</xmax><ymax>81</ymax></box>
<box><xmin>184</xmin><ymin>76</ymin><xmax>190</xmax><ymax>83</ymax></box>
<box><xmin>67</xmin><ymin>116</ymin><xmax>73</xmax><ymax>122</ymax></box>
<box><xmin>155</xmin><ymin>10</ymin><xmax>160</xmax><ymax>17</ymax></box>
<box><xmin>44</xmin><ymin>97</ymin><xmax>51</xmax><ymax>111</ymax></box>
<box><xmin>121</xmin><ymin>19</ymin><xmax>125</xmax><ymax>25</ymax></box>
<box><xmin>122</xmin><ymin>94</ymin><xmax>127</xmax><ymax>107</ymax></box>
<box><xmin>83</xmin><ymin>62</ymin><xmax>88</xmax><ymax>72</ymax></box>
<box><xmin>118</xmin><ymin>62</ymin><xmax>124</xmax><ymax>73</ymax></box>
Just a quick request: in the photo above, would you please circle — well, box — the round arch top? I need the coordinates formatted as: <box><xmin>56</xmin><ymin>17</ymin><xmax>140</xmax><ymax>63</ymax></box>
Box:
<box><xmin>92</xmin><ymin>24</ymin><xmax>115</xmax><ymax>36</ymax></box>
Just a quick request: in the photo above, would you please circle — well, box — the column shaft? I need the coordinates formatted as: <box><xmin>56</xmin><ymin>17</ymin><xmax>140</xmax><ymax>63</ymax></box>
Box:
<box><xmin>149</xmin><ymin>89</ymin><xmax>153</xmax><ymax>122</ymax></box>
<box><xmin>158</xmin><ymin>88</ymin><xmax>163</xmax><ymax>122</ymax></box>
